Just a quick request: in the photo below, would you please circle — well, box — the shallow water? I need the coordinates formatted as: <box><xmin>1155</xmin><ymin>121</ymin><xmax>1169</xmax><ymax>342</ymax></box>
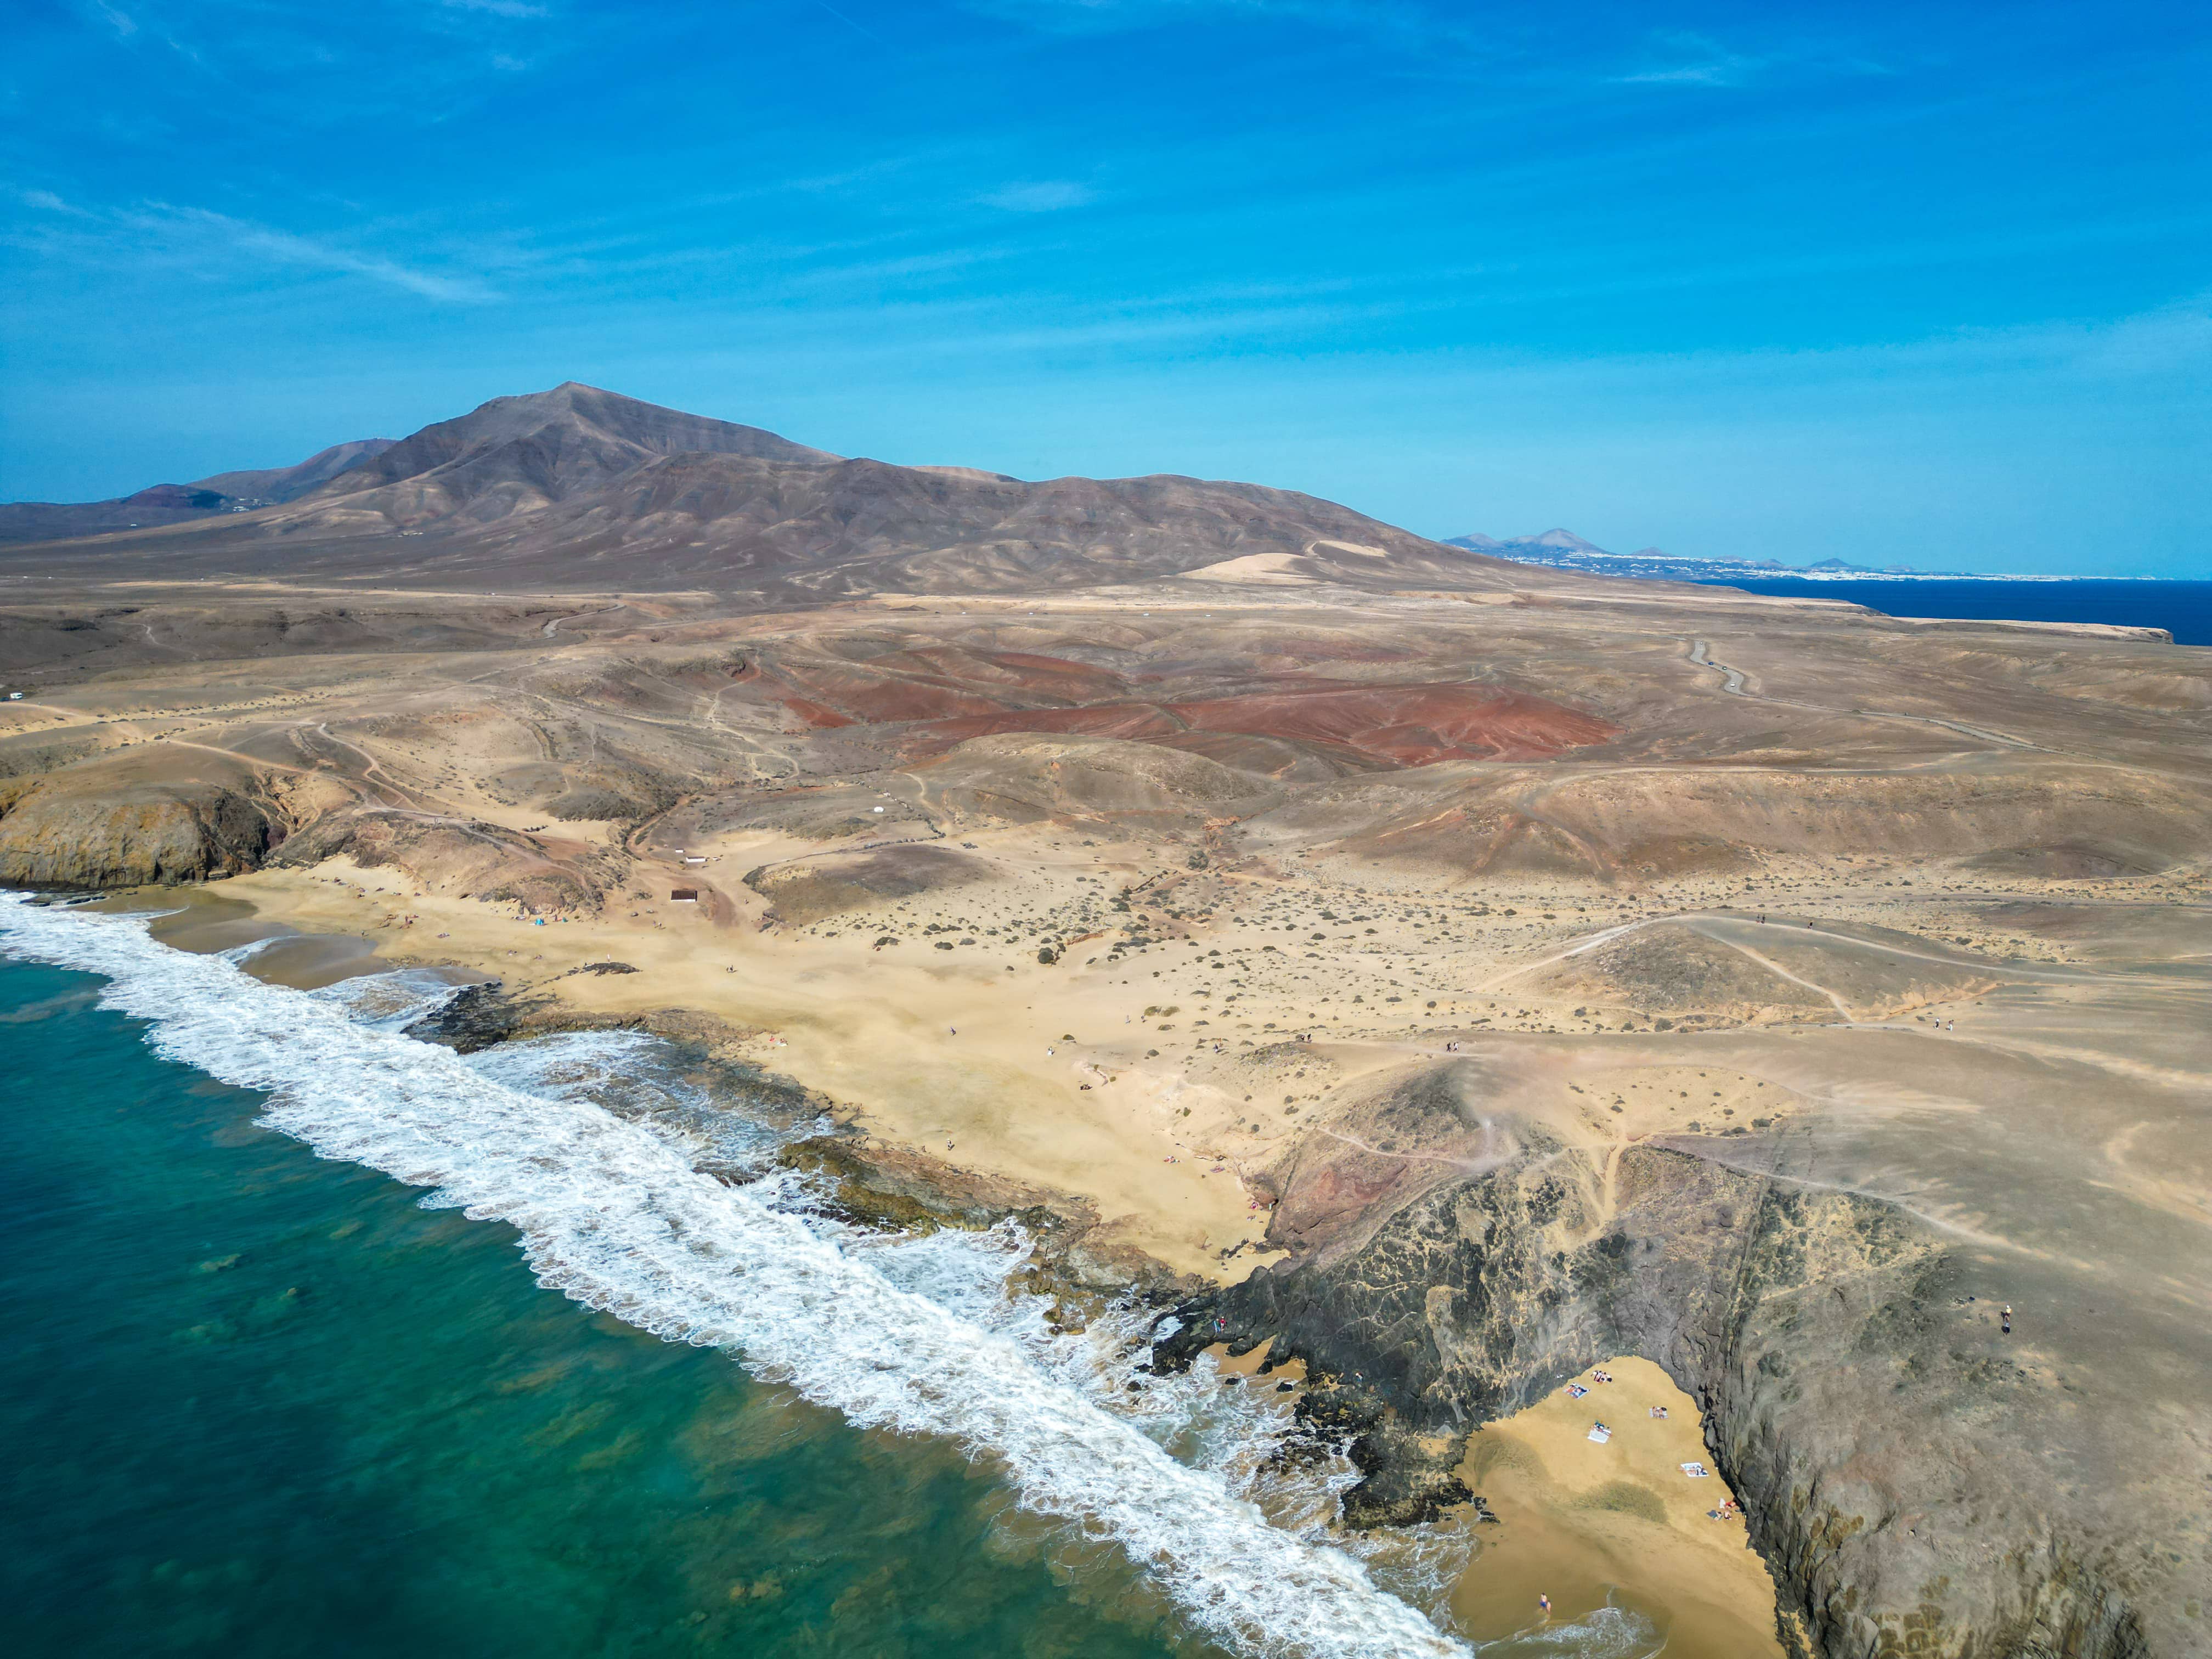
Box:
<box><xmin>0</xmin><ymin>949</ymin><xmax>1234</xmax><ymax>1658</ymax></box>
<box><xmin>4</xmin><ymin>903</ymin><xmax>1589</xmax><ymax>1658</ymax></box>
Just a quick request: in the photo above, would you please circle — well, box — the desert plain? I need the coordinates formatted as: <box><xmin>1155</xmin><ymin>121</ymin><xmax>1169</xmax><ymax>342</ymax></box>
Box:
<box><xmin>3</xmin><ymin>386</ymin><xmax>2207</xmax><ymax>1658</ymax></box>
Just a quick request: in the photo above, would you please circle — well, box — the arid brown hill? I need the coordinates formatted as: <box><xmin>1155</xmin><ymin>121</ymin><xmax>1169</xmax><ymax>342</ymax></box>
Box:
<box><xmin>0</xmin><ymin>383</ymin><xmax>1522</xmax><ymax>599</ymax></box>
<box><xmin>190</xmin><ymin>437</ymin><xmax>399</xmax><ymax>504</ymax></box>
<box><xmin>0</xmin><ymin>438</ymin><xmax>399</xmax><ymax>545</ymax></box>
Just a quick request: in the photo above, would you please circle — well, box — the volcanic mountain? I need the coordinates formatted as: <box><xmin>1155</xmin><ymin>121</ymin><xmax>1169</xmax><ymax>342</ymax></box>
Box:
<box><xmin>0</xmin><ymin>438</ymin><xmax>400</xmax><ymax>545</ymax></box>
<box><xmin>1</xmin><ymin>383</ymin><xmax>1520</xmax><ymax>597</ymax></box>
<box><xmin>1446</xmin><ymin>527</ymin><xmax>1611</xmax><ymax>558</ymax></box>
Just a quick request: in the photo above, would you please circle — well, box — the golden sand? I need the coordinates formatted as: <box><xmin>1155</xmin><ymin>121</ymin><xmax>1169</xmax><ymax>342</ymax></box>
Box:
<box><xmin>1455</xmin><ymin>1358</ymin><xmax>1782</xmax><ymax>1657</ymax></box>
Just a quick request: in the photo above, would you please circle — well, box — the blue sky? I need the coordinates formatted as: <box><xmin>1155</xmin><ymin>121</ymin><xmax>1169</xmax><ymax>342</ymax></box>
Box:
<box><xmin>4</xmin><ymin>1</ymin><xmax>2208</xmax><ymax>575</ymax></box>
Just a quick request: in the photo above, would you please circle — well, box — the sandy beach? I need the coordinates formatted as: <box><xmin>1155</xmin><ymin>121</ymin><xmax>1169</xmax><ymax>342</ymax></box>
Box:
<box><xmin>1455</xmin><ymin>1358</ymin><xmax>1785</xmax><ymax>1657</ymax></box>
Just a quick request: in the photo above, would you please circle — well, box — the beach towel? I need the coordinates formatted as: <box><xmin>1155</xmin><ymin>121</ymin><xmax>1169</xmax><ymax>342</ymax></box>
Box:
<box><xmin>1680</xmin><ymin>1462</ymin><xmax>1710</xmax><ymax>1477</ymax></box>
<box><xmin>1587</xmin><ymin>1425</ymin><xmax>1611</xmax><ymax>1444</ymax></box>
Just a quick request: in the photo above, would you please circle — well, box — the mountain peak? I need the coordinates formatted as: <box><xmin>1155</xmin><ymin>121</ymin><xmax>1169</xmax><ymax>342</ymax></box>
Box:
<box><xmin>1526</xmin><ymin>528</ymin><xmax>1605</xmax><ymax>552</ymax></box>
<box><xmin>302</xmin><ymin>383</ymin><xmax>840</xmax><ymax>517</ymax></box>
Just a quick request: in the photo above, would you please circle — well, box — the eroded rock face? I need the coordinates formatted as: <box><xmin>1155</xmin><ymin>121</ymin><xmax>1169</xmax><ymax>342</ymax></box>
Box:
<box><xmin>0</xmin><ymin>774</ymin><xmax>274</xmax><ymax>887</ymax></box>
<box><xmin>1161</xmin><ymin>1090</ymin><xmax>2160</xmax><ymax>1659</ymax></box>
<box><xmin>271</xmin><ymin>807</ymin><xmax>602</xmax><ymax>912</ymax></box>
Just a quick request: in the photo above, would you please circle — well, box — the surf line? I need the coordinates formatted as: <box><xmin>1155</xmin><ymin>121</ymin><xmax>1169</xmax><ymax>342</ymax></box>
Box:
<box><xmin>0</xmin><ymin>899</ymin><xmax>1466</xmax><ymax>1659</ymax></box>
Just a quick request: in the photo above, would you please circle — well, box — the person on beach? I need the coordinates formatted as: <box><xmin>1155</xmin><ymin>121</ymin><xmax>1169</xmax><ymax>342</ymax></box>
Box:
<box><xmin>1538</xmin><ymin>1594</ymin><xmax>1551</xmax><ymax>1618</ymax></box>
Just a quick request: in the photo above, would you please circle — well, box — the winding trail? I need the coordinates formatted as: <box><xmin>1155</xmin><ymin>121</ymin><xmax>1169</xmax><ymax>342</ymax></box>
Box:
<box><xmin>1688</xmin><ymin>637</ymin><xmax>1747</xmax><ymax>695</ymax></box>
<box><xmin>540</xmin><ymin>603</ymin><xmax>627</xmax><ymax>637</ymax></box>
<box><xmin>307</xmin><ymin>722</ymin><xmax>425</xmax><ymax>808</ymax></box>
<box><xmin>1313</xmin><ymin>1122</ymin><xmax>1518</xmax><ymax>1178</ymax></box>
<box><xmin>1657</xmin><ymin>1149</ymin><xmax>2039</xmax><ymax>1257</ymax></box>
<box><xmin>1480</xmin><ymin>910</ymin><xmax>2187</xmax><ymax>998</ymax></box>
<box><xmin>1684</xmin><ymin>636</ymin><xmax>2058</xmax><ymax>755</ymax></box>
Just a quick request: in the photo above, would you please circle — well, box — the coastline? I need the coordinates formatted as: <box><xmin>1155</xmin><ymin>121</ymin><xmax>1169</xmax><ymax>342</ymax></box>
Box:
<box><xmin>105</xmin><ymin>856</ymin><xmax>1290</xmax><ymax>1284</ymax></box>
<box><xmin>42</xmin><ymin>880</ymin><xmax>1798</xmax><ymax>1655</ymax></box>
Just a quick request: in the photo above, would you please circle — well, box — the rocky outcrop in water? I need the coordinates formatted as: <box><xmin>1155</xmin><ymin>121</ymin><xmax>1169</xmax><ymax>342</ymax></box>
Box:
<box><xmin>1157</xmin><ymin>1068</ymin><xmax>2157</xmax><ymax>1659</ymax></box>
<box><xmin>404</xmin><ymin>980</ymin><xmax>764</xmax><ymax>1060</ymax></box>
<box><xmin>778</xmin><ymin>1134</ymin><xmax>1203</xmax><ymax>1308</ymax></box>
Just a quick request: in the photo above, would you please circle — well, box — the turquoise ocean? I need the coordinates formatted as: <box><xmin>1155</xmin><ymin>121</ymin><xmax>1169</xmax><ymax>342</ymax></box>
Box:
<box><xmin>1</xmin><ymin>901</ymin><xmax>1647</xmax><ymax>1659</ymax></box>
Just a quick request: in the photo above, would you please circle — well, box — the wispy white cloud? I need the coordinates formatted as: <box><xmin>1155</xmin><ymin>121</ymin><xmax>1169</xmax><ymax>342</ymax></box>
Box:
<box><xmin>1604</xmin><ymin>26</ymin><xmax>1910</xmax><ymax>91</ymax></box>
<box><xmin>981</xmin><ymin>179</ymin><xmax>1096</xmax><ymax>212</ymax></box>
<box><xmin>73</xmin><ymin>0</ymin><xmax>214</xmax><ymax>67</ymax></box>
<box><xmin>435</xmin><ymin>0</ymin><xmax>549</xmax><ymax>18</ymax></box>
<box><xmin>9</xmin><ymin>190</ymin><xmax>502</xmax><ymax>303</ymax></box>
<box><xmin>52</xmin><ymin>0</ymin><xmax>574</xmax><ymax>140</ymax></box>
<box><xmin>186</xmin><ymin>210</ymin><xmax>503</xmax><ymax>302</ymax></box>
<box><xmin>78</xmin><ymin>1</ymin><xmax>138</xmax><ymax>41</ymax></box>
<box><xmin>799</xmin><ymin>0</ymin><xmax>893</xmax><ymax>46</ymax></box>
<box><xmin>967</xmin><ymin>0</ymin><xmax>1486</xmax><ymax>53</ymax></box>
<box><xmin>1612</xmin><ymin>30</ymin><xmax>1763</xmax><ymax>87</ymax></box>
<box><xmin>14</xmin><ymin>187</ymin><xmax>95</xmax><ymax>217</ymax></box>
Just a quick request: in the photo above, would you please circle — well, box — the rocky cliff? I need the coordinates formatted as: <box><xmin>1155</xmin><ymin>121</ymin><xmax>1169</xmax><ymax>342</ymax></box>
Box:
<box><xmin>0</xmin><ymin>764</ymin><xmax>278</xmax><ymax>888</ymax></box>
<box><xmin>1158</xmin><ymin>1065</ymin><xmax>2161</xmax><ymax>1659</ymax></box>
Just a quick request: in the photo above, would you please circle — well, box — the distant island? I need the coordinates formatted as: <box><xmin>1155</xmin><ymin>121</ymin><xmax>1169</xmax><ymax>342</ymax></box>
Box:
<box><xmin>1448</xmin><ymin>528</ymin><xmax>2015</xmax><ymax>583</ymax></box>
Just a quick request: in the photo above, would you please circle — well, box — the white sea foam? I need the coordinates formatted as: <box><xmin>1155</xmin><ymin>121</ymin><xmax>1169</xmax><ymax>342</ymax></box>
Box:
<box><xmin>1483</xmin><ymin>1605</ymin><xmax>1662</xmax><ymax>1659</ymax></box>
<box><xmin>312</xmin><ymin>966</ymin><xmax>468</xmax><ymax>1030</ymax></box>
<box><xmin>514</xmin><ymin>1034</ymin><xmax>1480</xmax><ymax>1612</ymax></box>
<box><xmin>0</xmin><ymin>900</ymin><xmax>1471</xmax><ymax>1659</ymax></box>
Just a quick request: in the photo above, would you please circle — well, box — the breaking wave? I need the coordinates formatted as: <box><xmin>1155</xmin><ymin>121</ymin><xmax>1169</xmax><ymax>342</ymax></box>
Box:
<box><xmin>0</xmin><ymin>899</ymin><xmax>1470</xmax><ymax>1659</ymax></box>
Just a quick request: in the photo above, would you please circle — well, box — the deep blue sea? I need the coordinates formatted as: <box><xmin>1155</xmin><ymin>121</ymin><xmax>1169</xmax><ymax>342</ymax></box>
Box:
<box><xmin>0</xmin><ymin>906</ymin><xmax>1560</xmax><ymax>1659</ymax></box>
<box><xmin>1688</xmin><ymin>577</ymin><xmax>2212</xmax><ymax>647</ymax></box>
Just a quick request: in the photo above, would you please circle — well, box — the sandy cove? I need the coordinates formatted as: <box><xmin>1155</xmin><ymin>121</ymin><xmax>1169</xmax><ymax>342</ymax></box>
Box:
<box><xmin>1453</xmin><ymin>1357</ymin><xmax>1786</xmax><ymax>1656</ymax></box>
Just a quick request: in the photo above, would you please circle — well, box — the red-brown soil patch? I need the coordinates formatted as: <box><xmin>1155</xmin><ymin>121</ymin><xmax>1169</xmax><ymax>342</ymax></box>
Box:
<box><xmin>904</xmin><ymin>682</ymin><xmax>1616</xmax><ymax>769</ymax></box>
<box><xmin>915</xmin><ymin>703</ymin><xmax>1184</xmax><ymax>745</ymax></box>
<box><xmin>763</xmin><ymin>661</ymin><xmax>1017</xmax><ymax>723</ymax></box>
<box><xmin>1172</xmin><ymin>684</ymin><xmax>1618</xmax><ymax>766</ymax></box>
<box><xmin>782</xmin><ymin>697</ymin><xmax>857</xmax><ymax>729</ymax></box>
<box><xmin>868</xmin><ymin>646</ymin><xmax>1133</xmax><ymax>701</ymax></box>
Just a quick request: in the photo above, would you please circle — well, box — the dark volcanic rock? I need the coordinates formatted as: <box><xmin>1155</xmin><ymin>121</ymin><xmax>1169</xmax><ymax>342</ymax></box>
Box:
<box><xmin>403</xmin><ymin>980</ymin><xmax>529</xmax><ymax>1053</ymax></box>
<box><xmin>1164</xmin><ymin>1109</ymin><xmax>2158</xmax><ymax>1659</ymax></box>
<box><xmin>403</xmin><ymin>980</ymin><xmax>768</xmax><ymax>1063</ymax></box>
<box><xmin>1293</xmin><ymin>1378</ymin><xmax>1471</xmax><ymax>1527</ymax></box>
<box><xmin>777</xmin><ymin>1133</ymin><xmax>1201</xmax><ymax>1306</ymax></box>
